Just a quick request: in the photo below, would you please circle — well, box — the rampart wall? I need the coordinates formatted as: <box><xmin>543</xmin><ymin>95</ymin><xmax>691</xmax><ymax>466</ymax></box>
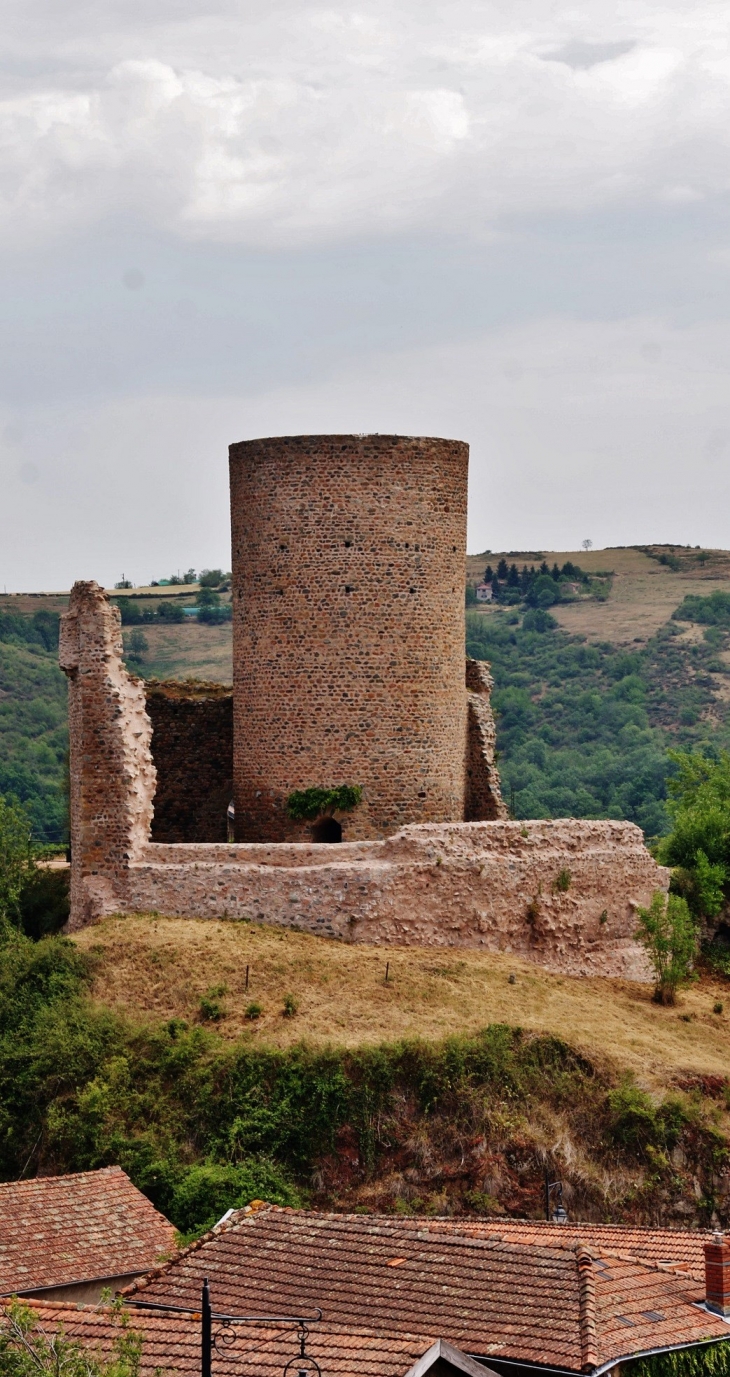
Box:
<box><xmin>60</xmin><ymin>583</ymin><xmax>667</xmax><ymax>979</ymax></box>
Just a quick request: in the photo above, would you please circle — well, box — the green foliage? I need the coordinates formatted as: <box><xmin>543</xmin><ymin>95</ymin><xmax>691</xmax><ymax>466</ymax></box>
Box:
<box><xmin>197</xmin><ymin>603</ymin><xmax>232</xmax><ymax>625</ymax></box>
<box><xmin>0</xmin><ymin>796</ymin><xmax>34</xmax><ymax>924</ymax></box>
<box><xmin>465</xmin><ymin>583</ymin><xmax>477</xmax><ymax>607</ymax></box>
<box><xmin>466</xmin><ymin>612</ymin><xmax>671</xmax><ymax>834</ymax></box>
<box><xmin>673</xmin><ymin>590</ymin><xmax>730</xmax><ymax>627</ymax></box>
<box><xmin>199</xmin><ymin>986</ymin><xmax>227</xmax><ymax>1022</ymax></box>
<box><xmin>554</xmin><ymin>868</ymin><xmax>571</xmax><ymax>893</ymax></box>
<box><xmin>17</xmin><ymin>866</ymin><xmax>69</xmax><ymax>940</ymax></box>
<box><xmin>155</xmin><ymin>601</ymin><xmax>185</xmax><ymax>623</ymax></box>
<box><xmin>125</xmin><ymin>630</ymin><xmax>148</xmax><ymax>664</ymax></box>
<box><xmin>0</xmin><ymin>933</ymin><xmax>725</xmax><ymax>1228</ymax></box>
<box><xmin>0</xmin><ymin>636</ymin><xmax>68</xmax><ymax>844</ymax></box>
<box><xmin>282</xmin><ymin>993</ymin><xmax>298</xmax><ymax>1018</ymax></box>
<box><xmin>608</xmin><ymin>1081</ymin><xmax>686</xmax><ymax>1151</ymax></box>
<box><xmin>635</xmin><ymin>892</ymin><xmax>698</xmax><ymax>1004</ymax></box>
<box><xmin>245</xmin><ymin>1001</ymin><xmax>262</xmax><ymax>1020</ymax></box>
<box><xmin>170</xmin><ymin>1160</ymin><xmax>300</xmax><ymax>1235</ymax></box>
<box><xmin>658</xmin><ymin>751</ymin><xmax>730</xmax><ymax>918</ymax></box>
<box><xmin>199</xmin><ymin>569</ymin><xmax>227</xmax><ymax>588</ymax></box>
<box><xmin>197</xmin><ymin>587</ymin><xmax>220</xmax><ymax>608</ymax></box>
<box><xmin>0</xmin><ymin>1297</ymin><xmax>142</xmax><ymax>1377</ymax></box>
<box><xmin>287</xmin><ymin>785</ymin><xmax>363</xmax><ymax>820</ymax></box>
<box><xmin>0</xmin><ymin>609</ymin><xmax>60</xmax><ymax>652</ymax></box>
<box><xmin>114</xmin><ymin>597</ymin><xmax>190</xmax><ymax>626</ymax></box>
<box><xmin>626</xmin><ymin>1340</ymin><xmax>730</xmax><ymax>1377</ymax></box>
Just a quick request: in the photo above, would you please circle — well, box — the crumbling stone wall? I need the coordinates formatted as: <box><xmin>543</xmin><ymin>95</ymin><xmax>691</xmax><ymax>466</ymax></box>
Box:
<box><xmin>465</xmin><ymin>657</ymin><xmax>508</xmax><ymax>821</ymax></box>
<box><xmin>229</xmin><ymin>435</ymin><xmax>470</xmax><ymax>842</ymax></box>
<box><xmin>145</xmin><ymin>681</ymin><xmax>233</xmax><ymax>843</ymax></box>
<box><xmin>59</xmin><ymin>582</ymin><xmax>156</xmax><ymax>929</ymax></box>
<box><xmin>60</xmin><ymin>582</ymin><xmax>668</xmax><ymax>979</ymax></box>
<box><xmin>124</xmin><ymin>821</ymin><xmax>663</xmax><ymax>979</ymax></box>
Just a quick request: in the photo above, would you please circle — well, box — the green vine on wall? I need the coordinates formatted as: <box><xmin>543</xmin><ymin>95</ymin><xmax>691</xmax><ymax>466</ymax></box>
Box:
<box><xmin>286</xmin><ymin>785</ymin><xmax>363</xmax><ymax>820</ymax></box>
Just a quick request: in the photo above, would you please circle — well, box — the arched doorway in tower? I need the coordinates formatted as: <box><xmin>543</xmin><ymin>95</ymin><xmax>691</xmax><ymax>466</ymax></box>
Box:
<box><xmin>311</xmin><ymin>817</ymin><xmax>342</xmax><ymax>843</ymax></box>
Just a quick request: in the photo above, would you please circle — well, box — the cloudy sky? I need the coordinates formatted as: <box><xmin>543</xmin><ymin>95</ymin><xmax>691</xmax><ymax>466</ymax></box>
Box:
<box><xmin>2</xmin><ymin>0</ymin><xmax>730</xmax><ymax>589</ymax></box>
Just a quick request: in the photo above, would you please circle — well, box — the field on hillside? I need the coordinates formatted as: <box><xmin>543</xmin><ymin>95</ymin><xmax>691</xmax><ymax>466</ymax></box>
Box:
<box><xmin>467</xmin><ymin>545</ymin><xmax>730</xmax><ymax>644</ymax></box>
<box><xmin>77</xmin><ymin>914</ymin><xmax>730</xmax><ymax>1087</ymax></box>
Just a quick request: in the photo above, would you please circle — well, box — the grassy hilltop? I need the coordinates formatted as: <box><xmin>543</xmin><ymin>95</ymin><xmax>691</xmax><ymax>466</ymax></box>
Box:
<box><xmin>5</xmin><ymin>549</ymin><xmax>730</xmax><ymax>1228</ymax></box>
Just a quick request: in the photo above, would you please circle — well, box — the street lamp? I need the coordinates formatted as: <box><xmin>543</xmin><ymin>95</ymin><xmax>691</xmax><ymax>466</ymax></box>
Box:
<box><xmin>544</xmin><ymin>1172</ymin><xmax>568</xmax><ymax>1223</ymax></box>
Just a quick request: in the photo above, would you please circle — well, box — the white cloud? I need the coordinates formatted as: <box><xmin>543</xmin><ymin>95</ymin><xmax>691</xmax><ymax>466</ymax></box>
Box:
<box><xmin>3</xmin><ymin>310</ymin><xmax>730</xmax><ymax>590</ymax></box>
<box><xmin>0</xmin><ymin>0</ymin><xmax>729</xmax><ymax>247</ymax></box>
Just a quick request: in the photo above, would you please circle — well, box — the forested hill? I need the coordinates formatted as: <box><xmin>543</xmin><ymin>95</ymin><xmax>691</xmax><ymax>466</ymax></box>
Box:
<box><xmin>0</xmin><ymin>609</ymin><xmax>67</xmax><ymax>844</ymax></box>
<box><xmin>5</xmin><ymin>546</ymin><xmax>730</xmax><ymax>843</ymax></box>
<box><xmin>467</xmin><ymin>609</ymin><xmax>730</xmax><ymax>837</ymax></box>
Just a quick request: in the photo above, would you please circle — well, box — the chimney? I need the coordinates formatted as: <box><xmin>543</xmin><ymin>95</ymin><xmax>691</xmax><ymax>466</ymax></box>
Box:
<box><xmin>704</xmin><ymin>1233</ymin><xmax>730</xmax><ymax>1315</ymax></box>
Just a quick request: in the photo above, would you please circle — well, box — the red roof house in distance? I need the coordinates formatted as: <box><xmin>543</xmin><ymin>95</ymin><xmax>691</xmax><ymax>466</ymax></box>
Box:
<box><xmin>0</xmin><ymin>1166</ymin><xmax>176</xmax><ymax>1304</ymax></box>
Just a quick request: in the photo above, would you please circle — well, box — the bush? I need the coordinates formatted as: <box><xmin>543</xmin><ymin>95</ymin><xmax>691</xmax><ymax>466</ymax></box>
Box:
<box><xmin>658</xmin><ymin>752</ymin><xmax>730</xmax><ymax>918</ymax></box>
<box><xmin>197</xmin><ymin>604</ymin><xmax>232</xmax><ymax>624</ymax></box>
<box><xmin>282</xmin><ymin>993</ymin><xmax>298</xmax><ymax>1018</ymax></box>
<box><xmin>199</xmin><ymin>985</ymin><xmax>227</xmax><ymax>1021</ymax></box>
<box><xmin>17</xmin><ymin>866</ymin><xmax>69</xmax><ymax>940</ymax></box>
<box><xmin>156</xmin><ymin>601</ymin><xmax>186</xmax><ymax>623</ymax></box>
<box><xmin>199</xmin><ymin>569</ymin><xmax>226</xmax><ymax>588</ymax></box>
<box><xmin>125</xmin><ymin>629</ymin><xmax>148</xmax><ymax>663</ymax></box>
<box><xmin>609</xmin><ymin>1081</ymin><xmax>686</xmax><ymax>1151</ymax></box>
<box><xmin>521</xmin><ymin>608</ymin><xmax>557</xmax><ymax>633</ymax></box>
<box><xmin>0</xmin><ymin>1298</ymin><xmax>142</xmax><ymax>1377</ymax></box>
<box><xmin>245</xmin><ymin>1001</ymin><xmax>262</xmax><ymax>1020</ymax></box>
<box><xmin>635</xmin><ymin>891</ymin><xmax>698</xmax><ymax>1004</ymax></box>
<box><xmin>287</xmin><ymin>785</ymin><xmax>362</xmax><ymax>820</ymax></box>
<box><xmin>0</xmin><ymin>794</ymin><xmax>34</xmax><ymax>925</ymax></box>
<box><xmin>170</xmin><ymin>1160</ymin><xmax>300</xmax><ymax>1236</ymax></box>
<box><xmin>112</xmin><ymin>597</ymin><xmax>143</xmax><ymax>625</ymax></box>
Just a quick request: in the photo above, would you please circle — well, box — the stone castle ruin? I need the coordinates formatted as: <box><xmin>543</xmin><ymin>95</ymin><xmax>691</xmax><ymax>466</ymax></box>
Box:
<box><xmin>61</xmin><ymin>433</ymin><xmax>666</xmax><ymax>977</ymax></box>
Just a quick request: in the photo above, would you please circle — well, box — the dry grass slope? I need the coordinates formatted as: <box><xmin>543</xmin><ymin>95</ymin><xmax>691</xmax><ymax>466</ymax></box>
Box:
<box><xmin>76</xmin><ymin>915</ymin><xmax>730</xmax><ymax>1089</ymax></box>
<box><xmin>466</xmin><ymin>546</ymin><xmax>730</xmax><ymax>646</ymax></box>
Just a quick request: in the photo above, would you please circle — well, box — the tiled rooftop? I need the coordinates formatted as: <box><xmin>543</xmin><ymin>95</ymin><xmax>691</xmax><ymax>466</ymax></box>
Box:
<box><xmin>0</xmin><ymin>1166</ymin><xmax>176</xmax><ymax>1295</ymax></box>
<box><xmin>124</xmin><ymin>1209</ymin><xmax>730</xmax><ymax>1373</ymax></box>
<box><xmin>406</xmin><ymin>1218</ymin><xmax>711</xmax><ymax>1283</ymax></box>
<box><xmin>7</xmin><ymin>1303</ymin><xmax>457</xmax><ymax>1377</ymax></box>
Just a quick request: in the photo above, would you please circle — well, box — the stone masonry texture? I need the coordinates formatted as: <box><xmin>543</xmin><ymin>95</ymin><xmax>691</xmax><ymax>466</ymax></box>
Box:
<box><xmin>145</xmin><ymin>680</ymin><xmax>233</xmax><ymax>843</ymax></box>
<box><xmin>465</xmin><ymin>657</ymin><xmax>507</xmax><ymax>821</ymax></box>
<box><xmin>60</xmin><ymin>582</ymin><xmax>668</xmax><ymax>978</ymax></box>
<box><xmin>229</xmin><ymin>435</ymin><xmax>470</xmax><ymax>842</ymax></box>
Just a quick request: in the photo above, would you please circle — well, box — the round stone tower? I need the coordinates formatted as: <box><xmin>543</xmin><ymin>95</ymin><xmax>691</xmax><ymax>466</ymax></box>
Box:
<box><xmin>229</xmin><ymin>434</ymin><xmax>469</xmax><ymax>842</ymax></box>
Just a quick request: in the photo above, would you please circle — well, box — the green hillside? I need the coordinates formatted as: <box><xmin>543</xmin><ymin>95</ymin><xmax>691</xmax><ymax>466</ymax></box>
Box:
<box><xmin>5</xmin><ymin>554</ymin><xmax>730</xmax><ymax>845</ymax></box>
<box><xmin>0</xmin><ymin>613</ymin><xmax>67</xmax><ymax>845</ymax></box>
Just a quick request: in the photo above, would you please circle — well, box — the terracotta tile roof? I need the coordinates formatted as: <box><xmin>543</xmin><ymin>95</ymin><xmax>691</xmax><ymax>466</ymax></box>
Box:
<box><xmin>0</xmin><ymin>1166</ymin><xmax>176</xmax><ymax>1296</ymax></box>
<box><xmin>122</xmin><ymin>1209</ymin><xmax>730</xmax><ymax>1373</ymax></box>
<box><xmin>5</xmin><ymin>1302</ymin><xmax>457</xmax><ymax>1377</ymax></box>
<box><xmin>405</xmin><ymin>1218</ymin><xmax>711</xmax><ymax>1283</ymax></box>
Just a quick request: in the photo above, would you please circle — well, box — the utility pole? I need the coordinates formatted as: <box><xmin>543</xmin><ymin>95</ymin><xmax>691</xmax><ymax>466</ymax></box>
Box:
<box><xmin>202</xmin><ymin>1278</ymin><xmax>212</xmax><ymax>1377</ymax></box>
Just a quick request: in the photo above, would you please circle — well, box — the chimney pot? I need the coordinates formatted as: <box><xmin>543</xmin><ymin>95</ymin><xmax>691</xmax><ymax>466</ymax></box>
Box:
<box><xmin>705</xmin><ymin>1236</ymin><xmax>730</xmax><ymax>1316</ymax></box>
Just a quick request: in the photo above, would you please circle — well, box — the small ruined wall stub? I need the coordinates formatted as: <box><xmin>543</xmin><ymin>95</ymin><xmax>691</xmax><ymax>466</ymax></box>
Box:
<box><xmin>145</xmin><ymin>681</ymin><xmax>233</xmax><ymax>843</ymax></box>
<box><xmin>465</xmin><ymin>658</ymin><xmax>508</xmax><ymax>821</ymax></box>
